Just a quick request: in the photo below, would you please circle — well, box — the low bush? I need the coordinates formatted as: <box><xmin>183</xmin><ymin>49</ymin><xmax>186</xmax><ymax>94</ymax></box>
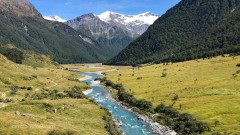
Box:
<box><xmin>31</xmin><ymin>89</ymin><xmax>65</xmax><ymax>100</ymax></box>
<box><xmin>31</xmin><ymin>87</ymin><xmax>86</xmax><ymax>100</ymax></box>
<box><xmin>47</xmin><ymin>129</ymin><xmax>76</xmax><ymax>135</ymax></box>
<box><xmin>155</xmin><ymin>103</ymin><xmax>210</xmax><ymax>134</ymax></box>
<box><xmin>99</xmin><ymin>77</ymin><xmax>210</xmax><ymax>134</ymax></box>
<box><xmin>0</xmin><ymin>46</ymin><xmax>24</xmax><ymax>64</ymax></box>
<box><xmin>0</xmin><ymin>98</ymin><xmax>12</xmax><ymax>103</ymax></box>
<box><xmin>27</xmin><ymin>87</ymin><xmax>33</xmax><ymax>90</ymax></box>
<box><xmin>103</xmin><ymin>111</ymin><xmax>121</xmax><ymax>135</ymax></box>
<box><xmin>98</xmin><ymin>78</ymin><xmax>152</xmax><ymax>111</ymax></box>
<box><xmin>64</xmin><ymin>86</ymin><xmax>86</xmax><ymax>99</ymax></box>
<box><xmin>161</xmin><ymin>72</ymin><xmax>167</xmax><ymax>77</ymax></box>
<box><xmin>10</xmin><ymin>86</ymin><xmax>18</xmax><ymax>95</ymax></box>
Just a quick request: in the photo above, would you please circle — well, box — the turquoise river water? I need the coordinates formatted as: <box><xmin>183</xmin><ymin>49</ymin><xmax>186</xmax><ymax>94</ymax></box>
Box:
<box><xmin>80</xmin><ymin>72</ymin><xmax>174</xmax><ymax>135</ymax></box>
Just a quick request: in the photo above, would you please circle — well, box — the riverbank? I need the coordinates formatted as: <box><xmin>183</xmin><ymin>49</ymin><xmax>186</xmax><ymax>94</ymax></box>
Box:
<box><xmin>80</xmin><ymin>71</ymin><xmax>176</xmax><ymax>135</ymax></box>
<box><xmin>80</xmin><ymin>73</ymin><xmax>122</xmax><ymax>135</ymax></box>
<box><xmin>105</xmin><ymin>92</ymin><xmax>176</xmax><ymax>135</ymax></box>
<box><xmin>0</xmin><ymin>56</ymin><xmax>112</xmax><ymax>135</ymax></box>
<box><xmin>82</xmin><ymin>89</ymin><xmax>93</xmax><ymax>95</ymax></box>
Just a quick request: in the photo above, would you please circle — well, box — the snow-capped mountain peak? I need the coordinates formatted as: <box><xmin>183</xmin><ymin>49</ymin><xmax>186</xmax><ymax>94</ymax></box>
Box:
<box><xmin>96</xmin><ymin>11</ymin><xmax>159</xmax><ymax>35</ymax></box>
<box><xmin>97</xmin><ymin>11</ymin><xmax>116</xmax><ymax>22</ymax></box>
<box><xmin>138</xmin><ymin>11</ymin><xmax>154</xmax><ymax>16</ymax></box>
<box><xmin>97</xmin><ymin>11</ymin><xmax>159</xmax><ymax>25</ymax></box>
<box><xmin>43</xmin><ymin>15</ymin><xmax>66</xmax><ymax>22</ymax></box>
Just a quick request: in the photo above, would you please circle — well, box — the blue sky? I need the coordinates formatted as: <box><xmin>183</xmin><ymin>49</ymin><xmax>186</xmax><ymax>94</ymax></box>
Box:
<box><xmin>29</xmin><ymin>0</ymin><xmax>181</xmax><ymax>20</ymax></box>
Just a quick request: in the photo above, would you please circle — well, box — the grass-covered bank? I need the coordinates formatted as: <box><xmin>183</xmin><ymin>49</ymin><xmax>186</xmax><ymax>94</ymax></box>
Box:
<box><xmin>0</xmin><ymin>99</ymin><xmax>108</xmax><ymax>135</ymax></box>
<box><xmin>105</xmin><ymin>56</ymin><xmax>240</xmax><ymax>134</ymax></box>
<box><xmin>97</xmin><ymin>77</ymin><xmax>210</xmax><ymax>135</ymax></box>
<box><xmin>0</xmin><ymin>54</ymin><xmax>118</xmax><ymax>135</ymax></box>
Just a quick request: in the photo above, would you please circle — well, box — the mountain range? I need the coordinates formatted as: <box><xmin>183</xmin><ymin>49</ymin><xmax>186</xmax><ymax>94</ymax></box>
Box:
<box><xmin>65</xmin><ymin>12</ymin><xmax>158</xmax><ymax>56</ymax></box>
<box><xmin>1</xmin><ymin>0</ymin><xmax>239</xmax><ymax>66</ymax></box>
<box><xmin>0</xmin><ymin>0</ymin><xmax>159</xmax><ymax>63</ymax></box>
<box><xmin>108</xmin><ymin>0</ymin><xmax>240</xmax><ymax>65</ymax></box>
<box><xmin>45</xmin><ymin>12</ymin><xmax>159</xmax><ymax>56</ymax></box>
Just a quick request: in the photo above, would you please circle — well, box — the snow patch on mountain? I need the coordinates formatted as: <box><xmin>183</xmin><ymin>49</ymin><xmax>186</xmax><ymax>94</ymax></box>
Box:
<box><xmin>98</xmin><ymin>11</ymin><xmax>159</xmax><ymax>25</ymax></box>
<box><xmin>43</xmin><ymin>15</ymin><xmax>66</xmax><ymax>22</ymax></box>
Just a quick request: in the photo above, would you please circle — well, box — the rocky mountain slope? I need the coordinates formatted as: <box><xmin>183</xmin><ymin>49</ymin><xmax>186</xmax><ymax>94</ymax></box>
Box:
<box><xmin>65</xmin><ymin>12</ymin><xmax>159</xmax><ymax>56</ymax></box>
<box><xmin>108</xmin><ymin>0</ymin><xmax>240</xmax><ymax>65</ymax></box>
<box><xmin>98</xmin><ymin>11</ymin><xmax>159</xmax><ymax>36</ymax></box>
<box><xmin>0</xmin><ymin>0</ymin><xmax>41</xmax><ymax>17</ymax></box>
<box><xmin>0</xmin><ymin>0</ymin><xmax>109</xmax><ymax>63</ymax></box>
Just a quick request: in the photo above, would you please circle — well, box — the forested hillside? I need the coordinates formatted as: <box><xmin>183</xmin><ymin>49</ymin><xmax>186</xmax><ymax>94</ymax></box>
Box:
<box><xmin>108</xmin><ymin>0</ymin><xmax>240</xmax><ymax>65</ymax></box>
<box><xmin>0</xmin><ymin>0</ymin><xmax>109</xmax><ymax>64</ymax></box>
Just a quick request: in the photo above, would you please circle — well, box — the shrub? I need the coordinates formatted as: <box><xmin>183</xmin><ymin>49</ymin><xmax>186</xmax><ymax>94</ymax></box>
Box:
<box><xmin>0</xmin><ymin>98</ymin><xmax>12</xmax><ymax>103</ymax></box>
<box><xmin>0</xmin><ymin>98</ymin><xmax>4</xmax><ymax>102</ymax></box>
<box><xmin>31</xmin><ymin>75</ymin><xmax>38</xmax><ymax>79</ymax></box>
<box><xmin>25</xmin><ymin>93</ymin><xmax>30</xmax><ymax>98</ymax></box>
<box><xmin>173</xmin><ymin>95</ymin><xmax>179</xmax><ymax>101</ymax></box>
<box><xmin>31</xmin><ymin>89</ymin><xmax>67</xmax><ymax>100</ymax></box>
<box><xmin>31</xmin><ymin>93</ymin><xmax>47</xmax><ymax>100</ymax></box>
<box><xmin>0</xmin><ymin>46</ymin><xmax>24</xmax><ymax>64</ymax></box>
<box><xmin>47</xmin><ymin>129</ymin><xmax>76</xmax><ymax>135</ymax></box>
<box><xmin>3</xmin><ymin>80</ymin><xmax>11</xmax><ymax>85</ymax></box>
<box><xmin>20</xmin><ymin>86</ymin><xmax>27</xmax><ymax>89</ymax></box>
<box><xmin>65</xmin><ymin>86</ymin><xmax>85</xmax><ymax>99</ymax></box>
<box><xmin>135</xmin><ymin>99</ymin><xmax>152</xmax><ymax>110</ymax></box>
<box><xmin>10</xmin><ymin>86</ymin><xmax>18</xmax><ymax>95</ymax></box>
<box><xmin>103</xmin><ymin>112</ymin><xmax>121</xmax><ymax>135</ymax></box>
<box><xmin>214</xmin><ymin>120</ymin><xmax>220</xmax><ymax>127</ymax></box>
<box><xmin>155</xmin><ymin>103</ymin><xmax>210</xmax><ymax>134</ymax></box>
<box><xmin>161</xmin><ymin>72</ymin><xmax>167</xmax><ymax>77</ymax></box>
<box><xmin>27</xmin><ymin>87</ymin><xmax>33</xmax><ymax>90</ymax></box>
<box><xmin>212</xmin><ymin>131</ymin><xmax>221</xmax><ymax>135</ymax></box>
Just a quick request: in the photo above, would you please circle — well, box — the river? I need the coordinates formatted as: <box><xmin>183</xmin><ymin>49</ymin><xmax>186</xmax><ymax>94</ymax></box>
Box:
<box><xmin>80</xmin><ymin>72</ymin><xmax>175</xmax><ymax>135</ymax></box>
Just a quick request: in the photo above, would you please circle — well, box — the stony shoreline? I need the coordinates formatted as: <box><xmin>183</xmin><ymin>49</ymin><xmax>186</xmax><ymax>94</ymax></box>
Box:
<box><xmin>82</xmin><ymin>89</ymin><xmax>93</xmax><ymax>95</ymax></box>
<box><xmin>104</xmin><ymin>90</ymin><xmax>176</xmax><ymax>135</ymax></box>
<box><xmin>80</xmin><ymin>71</ymin><xmax>176</xmax><ymax>135</ymax></box>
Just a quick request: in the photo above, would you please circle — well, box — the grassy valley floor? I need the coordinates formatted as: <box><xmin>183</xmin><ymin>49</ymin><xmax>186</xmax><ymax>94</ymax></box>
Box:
<box><xmin>105</xmin><ymin>56</ymin><xmax>240</xmax><ymax>134</ymax></box>
<box><xmin>0</xmin><ymin>54</ymin><xmax>111</xmax><ymax>135</ymax></box>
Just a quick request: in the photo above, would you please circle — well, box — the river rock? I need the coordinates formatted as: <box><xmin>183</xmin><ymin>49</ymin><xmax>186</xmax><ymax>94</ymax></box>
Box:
<box><xmin>21</xmin><ymin>113</ymin><xmax>33</xmax><ymax>117</ymax></box>
<box><xmin>15</xmin><ymin>111</ymin><xmax>21</xmax><ymax>115</ymax></box>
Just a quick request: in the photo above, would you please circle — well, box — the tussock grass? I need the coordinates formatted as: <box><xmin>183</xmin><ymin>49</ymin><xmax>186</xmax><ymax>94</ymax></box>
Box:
<box><xmin>0</xmin><ymin>54</ymin><xmax>109</xmax><ymax>135</ymax></box>
<box><xmin>0</xmin><ymin>99</ymin><xmax>108</xmax><ymax>135</ymax></box>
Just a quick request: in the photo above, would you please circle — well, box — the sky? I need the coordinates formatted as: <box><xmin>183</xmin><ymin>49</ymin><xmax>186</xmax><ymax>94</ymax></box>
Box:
<box><xmin>29</xmin><ymin>0</ymin><xmax>181</xmax><ymax>20</ymax></box>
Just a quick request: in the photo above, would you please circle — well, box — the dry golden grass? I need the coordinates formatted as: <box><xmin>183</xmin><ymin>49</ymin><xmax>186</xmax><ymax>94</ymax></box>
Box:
<box><xmin>0</xmin><ymin>54</ymin><xmax>88</xmax><ymax>97</ymax></box>
<box><xmin>106</xmin><ymin>56</ymin><xmax>240</xmax><ymax>134</ymax></box>
<box><xmin>0</xmin><ymin>54</ymin><xmax>108</xmax><ymax>135</ymax></box>
<box><xmin>0</xmin><ymin>99</ymin><xmax>108</xmax><ymax>135</ymax></box>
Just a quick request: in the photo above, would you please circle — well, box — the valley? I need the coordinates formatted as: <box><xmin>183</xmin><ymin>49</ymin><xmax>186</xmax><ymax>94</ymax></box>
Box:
<box><xmin>0</xmin><ymin>0</ymin><xmax>240</xmax><ymax>134</ymax></box>
<box><xmin>0</xmin><ymin>54</ymin><xmax>114</xmax><ymax>135</ymax></box>
<box><xmin>105</xmin><ymin>56</ymin><xmax>240</xmax><ymax>134</ymax></box>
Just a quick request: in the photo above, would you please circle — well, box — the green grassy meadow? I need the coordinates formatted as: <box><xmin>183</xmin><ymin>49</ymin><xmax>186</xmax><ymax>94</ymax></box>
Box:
<box><xmin>106</xmin><ymin>56</ymin><xmax>240</xmax><ymax>134</ymax></box>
